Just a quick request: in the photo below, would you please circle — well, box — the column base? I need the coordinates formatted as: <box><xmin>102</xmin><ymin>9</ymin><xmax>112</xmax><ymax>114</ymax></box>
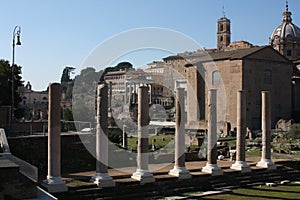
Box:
<box><xmin>256</xmin><ymin>159</ymin><xmax>276</xmax><ymax>170</ymax></box>
<box><xmin>90</xmin><ymin>173</ymin><xmax>115</xmax><ymax>187</ymax></box>
<box><xmin>42</xmin><ymin>176</ymin><xmax>68</xmax><ymax>193</ymax></box>
<box><xmin>230</xmin><ymin>161</ymin><xmax>252</xmax><ymax>173</ymax></box>
<box><xmin>169</xmin><ymin>166</ymin><xmax>191</xmax><ymax>179</ymax></box>
<box><xmin>131</xmin><ymin>169</ymin><xmax>155</xmax><ymax>184</ymax></box>
<box><xmin>202</xmin><ymin>163</ymin><xmax>223</xmax><ymax>176</ymax></box>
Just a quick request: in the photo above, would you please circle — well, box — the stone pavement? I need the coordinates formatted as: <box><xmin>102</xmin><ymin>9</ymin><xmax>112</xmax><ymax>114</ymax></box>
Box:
<box><xmin>64</xmin><ymin>156</ymin><xmax>263</xmax><ymax>181</ymax></box>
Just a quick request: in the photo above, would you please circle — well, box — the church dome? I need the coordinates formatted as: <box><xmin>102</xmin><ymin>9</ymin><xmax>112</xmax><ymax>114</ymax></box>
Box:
<box><xmin>271</xmin><ymin>3</ymin><xmax>300</xmax><ymax>41</ymax></box>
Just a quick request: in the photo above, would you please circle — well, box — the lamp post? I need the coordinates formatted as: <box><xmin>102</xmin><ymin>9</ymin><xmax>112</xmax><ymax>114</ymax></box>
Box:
<box><xmin>11</xmin><ymin>25</ymin><xmax>21</xmax><ymax>122</ymax></box>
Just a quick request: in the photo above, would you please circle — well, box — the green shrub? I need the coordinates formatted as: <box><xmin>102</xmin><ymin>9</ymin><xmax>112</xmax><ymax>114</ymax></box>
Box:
<box><xmin>289</xmin><ymin>124</ymin><xmax>300</xmax><ymax>139</ymax></box>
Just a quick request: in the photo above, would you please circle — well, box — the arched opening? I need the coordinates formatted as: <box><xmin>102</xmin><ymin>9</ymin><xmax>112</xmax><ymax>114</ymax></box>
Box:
<box><xmin>212</xmin><ymin>71</ymin><xmax>221</xmax><ymax>85</ymax></box>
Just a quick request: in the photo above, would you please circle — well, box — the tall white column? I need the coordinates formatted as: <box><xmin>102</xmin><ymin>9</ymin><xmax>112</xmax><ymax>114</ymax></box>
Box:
<box><xmin>131</xmin><ymin>86</ymin><xmax>155</xmax><ymax>184</ymax></box>
<box><xmin>202</xmin><ymin>89</ymin><xmax>223</xmax><ymax>176</ymax></box>
<box><xmin>91</xmin><ymin>84</ymin><xmax>115</xmax><ymax>187</ymax></box>
<box><xmin>257</xmin><ymin>91</ymin><xmax>276</xmax><ymax>170</ymax></box>
<box><xmin>231</xmin><ymin>90</ymin><xmax>251</xmax><ymax>173</ymax></box>
<box><xmin>129</xmin><ymin>83</ymin><xmax>132</xmax><ymax>104</ymax></box>
<box><xmin>169</xmin><ymin>88</ymin><xmax>191</xmax><ymax>179</ymax></box>
<box><xmin>124</xmin><ymin>82</ymin><xmax>128</xmax><ymax>104</ymax></box>
<box><xmin>109</xmin><ymin>81</ymin><xmax>113</xmax><ymax>112</ymax></box>
<box><xmin>42</xmin><ymin>83</ymin><xmax>67</xmax><ymax>193</ymax></box>
<box><xmin>149</xmin><ymin>84</ymin><xmax>152</xmax><ymax>104</ymax></box>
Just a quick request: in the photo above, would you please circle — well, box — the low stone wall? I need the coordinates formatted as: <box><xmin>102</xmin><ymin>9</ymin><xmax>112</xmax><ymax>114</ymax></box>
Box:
<box><xmin>0</xmin><ymin>157</ymin><xmax>37</xmax><ymax>199</ymax></box>
<box><xmin>8</xmin><ymin>134</ymin><xmax>95</xmax><ymax>181</ymax></box>
<box><xmin>8</xmin><ymin>133</ymin><xmax>203</xmax><ymax>182</ymax></box>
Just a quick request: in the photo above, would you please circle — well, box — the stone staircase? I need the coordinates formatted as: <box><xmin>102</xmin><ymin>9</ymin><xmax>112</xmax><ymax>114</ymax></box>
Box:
<box><xmin>55</xmin><ymin>161</ymin><xmax>300</xmax><ymax>200</ymax></box>
<box><xmin>0</xmin><ymin>156</ymin><xmax>37</xmax><ymax>199</ymax></box>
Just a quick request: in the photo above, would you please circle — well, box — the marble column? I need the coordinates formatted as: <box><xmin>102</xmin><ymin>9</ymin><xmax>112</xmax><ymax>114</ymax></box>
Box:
<box><xmin>169</xmin><ymin>87</ymin><xmax>191</xmax><ymax>179</ymax></box>
<box><xmin>133</xmin><ymin>83</ymin><xmax>136</xmax><ymax>93</ymax></box>
<box><xmin>231</xmin><ymin>90</ymin><xmax>251</xmax><ymax>173</ymax></box>
<box><xmin>42</xmin><ymin>83</ymin><xmax>67</xmax><ymax>193</ymax></box>
<box><xmin>202</xmin><ymin>89</ymin><xmax>223</xmax><ymax>176</ymax></box>
<box><xmin>122</xmin><ymin>124</ymin><xmax>128</xmax><ymax>149</ymax></box>
<box><xmin>131</xmin><ymin>86</ymin><xmax>155</xmax><ymax>184</ymax></box>
<box><xmin>149</xmin><ymin>84</ymin><xmax>152</xmax><ymax>104</ymax></box>
<box><xmin>109</xmin><ymin>81</ymin><xmax>113</xmax><ymax>112</ymax></box>
<box><xmin>257</xmin><ymin>91</ymin><xmax>276</xmax><ymax>170</ymax></box>
<box><xmin>91</xmin><ymin>83</ymin><xmax>115</xmax><ymax>187</ymax></box>
<box><xmin>129</xmin><ymin>83</ymin><xmax>132</xmax><ymax>104</ymax></box>
<box><xmin>124</xmin><ymin>82</ymin><xmax>128</xmax><ymax>104</ymax></box>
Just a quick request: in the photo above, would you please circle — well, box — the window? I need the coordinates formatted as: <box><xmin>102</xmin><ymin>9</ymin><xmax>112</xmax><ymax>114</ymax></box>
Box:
<box><xmin>287</xmin><ymin>50</ymin><xmax>292</xmax><ymax>57</ymax></box>
<box><xmin>220</xmin><ymin>24</ymin><xmax>223</xmax><ymax>31</ymax></box>
<box><xmin>264</xmin><ymin>69</ymin><xmax>272</xmax><ymax>84</ymax></box>
<box><xmin>220</xmin><ymin>36</ymin><xmax>223</xmax><ymax>42</ymax></box>
<box><xmin>212</xmin><ymin>71</ymin><xmax>221</xmax><ymax>85</ymax></box>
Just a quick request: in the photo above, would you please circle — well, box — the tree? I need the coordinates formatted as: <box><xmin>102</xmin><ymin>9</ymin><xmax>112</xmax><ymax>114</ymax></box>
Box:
<box><xmin>72</xmin><ymin>67</ymin><xmax>101</xmax><ymax>125</ymax></box>
<box><xmin>63</xmin><ymin>108</ymin><xmax>74</xmax><ymax>121</ymax></box>
<box><xmin>289</xmin><ymin>124</ymin><xmax>300</xmax><ymax>139</ymax></box>
<box><xmin>60</xmin><ymin>66</ymin><xmax>75</xmax><ymax>83</ymax></box>
<box><xmin>0</xmin><ymin>59</ymin><xmax>23</xmax><ymax>119</ymax></box>
<box><xmin>103</xmin><ymin>62</ymin><xmax>133</xmax><ymax>75</ymax></box>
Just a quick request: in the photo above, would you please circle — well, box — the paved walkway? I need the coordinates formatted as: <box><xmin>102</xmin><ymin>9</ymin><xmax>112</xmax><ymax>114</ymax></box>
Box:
<box><xmin>64</xmin><ymin>156</ymin><xmax>263</xmax><ymax>180</ymax></box>
<box><xmin>64</xmin><ymin>153</ymin><xmax>300</xmax><ymax>182</ymax></box>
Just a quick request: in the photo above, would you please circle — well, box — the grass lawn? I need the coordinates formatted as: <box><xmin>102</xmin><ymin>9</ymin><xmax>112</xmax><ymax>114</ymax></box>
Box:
<box><xmin>246</xmin><ymin>150</ymin><xmax>261</xmax><ymax>157</ymax></box>
<box><xmin>291</xmin><ymin>150</ymin><xmax>300</xmax><ymax>156</ymax></box>
<box><xmin>201</xmin><ymin>184</ymin><xmax>300</xmax><ymax>200</ymax></box>
<box><xmin>127</xmin><ymin>134</ymin><xmax>174</xmax><ymax>150</ymax></box>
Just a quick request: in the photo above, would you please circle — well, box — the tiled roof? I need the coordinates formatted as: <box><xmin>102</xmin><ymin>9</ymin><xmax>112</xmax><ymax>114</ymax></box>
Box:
<box><xmin>207</xmin><ymin>46</ymin><xmax>266</xmax><ymax>61</ymax></box>
<box><xmin>163</xmin><ymin>55</ymin><xmax>185</xmax><ymax>61</ymax></box>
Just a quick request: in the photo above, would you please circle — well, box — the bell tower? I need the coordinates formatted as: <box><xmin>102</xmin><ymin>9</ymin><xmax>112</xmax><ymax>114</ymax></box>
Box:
<box><xmin>217</xmin><ymin>7</ymin><xmax>231</xmax><ymax>50</ymax></box>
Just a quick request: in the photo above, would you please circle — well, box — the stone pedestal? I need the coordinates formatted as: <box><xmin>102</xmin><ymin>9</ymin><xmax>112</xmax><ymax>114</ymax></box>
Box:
<box><xmin>230</xmin><ymin>161</ymin><xmax>252</xmax><ymax>173</ymax></box>
<box><xmin>169</xmin><ymin>166</ymin><xmax>191</xmax><ymax>179</ymax></box>
<box><xmin>256</xmin><ymin>91</ymin><xmax>276</xmax><ymax>170</ymax></box>
<box><xmin>231</xmin><ymin>90</ymin><xmax>251</xmax><ymax>173</ymax></box>
<box><xmin>202</xmin><ymin>164</ymin><xmax>223</xmax><ymax>176</ymax></box>
<box><xmin>256</xmin><ymin>159</ymin><xmax>276</xmax><ymax>170</ymax></box>
<box><xmin>201</xmin><ymin>89</ymin><xmax>223</xmax><ymax>176</ymax></box>
<box><xmin>131</xmin><ymin>169</ymin><xmax>155</xmax><ymax>184</ymax></box>
<box><xmin>43</xmin><ymin>176</ymin><xmax>68</xmax><ymax>193</ymax></box>
<box><xmin>90</xmin><ymin>173</ymin><xmax>115</xmax><ymax>187</ymax></box>
<box><xmin>91</xmin><ymin>84</ymin><xmax>115</xmax><ymax>187</ymax></box>
<box><xmin>169</xmin><ymin>88</ymin><xmax>191</xmax><ymax>179</ymax></box>
<box><xmin>42</xmin><ymin>83</ymin><xmax>67</xmax><ymax>193</ymax></box>
<box><xmin>131</xmin><ymin>86</ymin><xmax>155</xmax><ymax>184</ymax></box>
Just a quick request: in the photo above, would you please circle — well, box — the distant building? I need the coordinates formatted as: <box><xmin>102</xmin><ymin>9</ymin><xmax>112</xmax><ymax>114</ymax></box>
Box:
<box><xmin>19</xmin><ymin>82</ymin><xmax>48</xmax><ymax>120</ymax></box>
<box><xmin>270</xmin><ymin>3</ymin><xmax>300</xmax><ymax>61</ymax></box>
<box><xmin>188</xmin><ymin>46</ymin><xmax>292</xmax><ymax>130</ymax></box>
<box><xmin>104</xmin><ymin>68</ymin><xmax>174</xmax><ymax>108</ymax></box>
<box><xmin>269</xmin><ymin>3</ymin><xmax>300</xmax><ymax>121</ymax></box>
<box><xmin>141</xmin><ymin>4</ymin><xmax>297</xmax><ymax>131</ymax></box>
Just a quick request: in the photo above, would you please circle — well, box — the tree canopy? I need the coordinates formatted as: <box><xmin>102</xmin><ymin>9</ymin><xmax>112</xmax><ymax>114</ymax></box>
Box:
<box><xmin>103</xmin><ymin>62</ymin><xmax>133</xmax><ymax>75</ymax></box>
<box><xmin>0</xmin><ymin>59</ymin><xmax>23</xmax><ymax>118</ymax></box>
<box><xmin>60</xmin><ymin>66</ymin><xmax>75</xmax><ymax>83</ymax></box>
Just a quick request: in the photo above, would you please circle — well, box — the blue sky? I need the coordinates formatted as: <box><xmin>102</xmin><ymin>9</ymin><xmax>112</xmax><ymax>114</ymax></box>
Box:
<box><xmin>0</xmin><ymin>0</ymin><xmax>299</xmax><ymax>90</ymax></box>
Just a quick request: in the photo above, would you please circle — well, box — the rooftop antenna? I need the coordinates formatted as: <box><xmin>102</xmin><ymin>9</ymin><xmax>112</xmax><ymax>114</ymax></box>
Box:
<box><xmin>222</xmin><ymin>5</ymin><xmax>226</xmax><ymax>18</ymax></box>
<box><xmin>286</xmin><ymin>1</ymin><xmax>288</xmax><ymax>11</ymax></box>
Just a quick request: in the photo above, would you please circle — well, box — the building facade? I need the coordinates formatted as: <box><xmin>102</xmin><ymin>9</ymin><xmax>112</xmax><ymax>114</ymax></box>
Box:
<box><xmin>19</xmin><ymin>82</ymin><xmax>48</xmax><ymax>120</ymax></box>
<box><xmin>142</xmin><ymin>4</ymin><xmax>297</xmax><ymax>131</ymax></box>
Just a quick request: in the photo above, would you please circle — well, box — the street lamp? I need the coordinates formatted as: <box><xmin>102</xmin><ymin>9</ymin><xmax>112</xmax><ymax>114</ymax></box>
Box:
<box><xmin>11</xmin><ymin>25</ymin><xmax>21</xmax><ymax>122</ymax></box>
